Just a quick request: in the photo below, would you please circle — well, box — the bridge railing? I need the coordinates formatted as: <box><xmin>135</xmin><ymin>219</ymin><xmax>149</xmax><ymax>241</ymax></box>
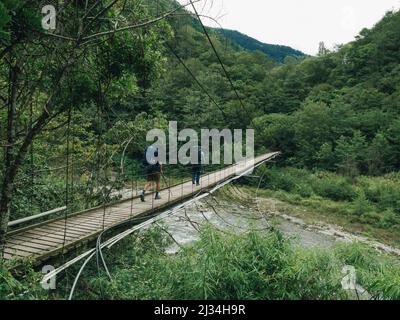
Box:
<box><xmin>7</xmin><ymin>153</ymin><xmax>274</xmax><ymax>234</ymax></box>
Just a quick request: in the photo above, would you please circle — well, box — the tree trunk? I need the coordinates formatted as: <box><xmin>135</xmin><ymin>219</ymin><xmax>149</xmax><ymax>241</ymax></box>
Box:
<box><xmin>0</xmin><ymin>64</ymin><xmax>18</xmax><ymax>259</ymax></box>
<box><xmin>0</xmin><ymin>108</ymin><xmax>52</xmax><ymax>259</ymax></box>
<box><xmin>0</xmin><ymin>56</ymin><xmax>74</xmax><ymax>259</ymax></box>
<box><xmin>0</xmin><ymin>178</ymin><xmax>13</xmax><ymax>258</ymax></box>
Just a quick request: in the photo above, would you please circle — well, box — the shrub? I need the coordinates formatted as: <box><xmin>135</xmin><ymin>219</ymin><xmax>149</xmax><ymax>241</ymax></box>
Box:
<box><xmin>352</xmin><ymin>190</ymin><xmax>373</xmax><ymax>216</ymax></box>
<box><xmin>380</xmin><ymin>210</ymin><xmax>400</xmax><ymax>228</ymax></box>
<box><xmin>311</xmin><ymin>173</ymin><xmax>356</xmax><ymax>201</ymax></box>
<box><xmin>360</xmin><ymin>212</ymin><xmax>381</xmax><ymax>225</ymax></box>
<box><xmin>362</xmin><ymin>178</ymin><xmax>400</xmax><ymax>214</ymax></box>
<box><xmin>0</xmin><ymin>260</ymin><xmax>46</xmax><ymax>300</ymax></box>
<box><xmin>294</xmin><ymin>183</ymin><xmax>314</xmax><ymax>198</ymax></box>
<box><xmin>263</xmin><ymin>167</ymin><xmax>297</xmax><ymax>192</ymax></box>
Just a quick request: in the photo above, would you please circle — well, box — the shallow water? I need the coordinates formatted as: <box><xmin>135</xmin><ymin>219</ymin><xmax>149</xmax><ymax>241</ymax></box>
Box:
<box><xmin>161</xmin><ymin>197</ymin><xmax>377</xmax><ymax>299</ymax></box>
<box><xmin>163</xmin><ymin>199</ymin><xmax>342</xmax><ymax>254</ymax></box>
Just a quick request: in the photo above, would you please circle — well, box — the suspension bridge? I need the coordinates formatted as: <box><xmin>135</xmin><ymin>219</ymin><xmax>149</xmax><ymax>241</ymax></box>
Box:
<box><xmin>4</xmin><ymin>152</ymin><xmax>280</xmax><ymax>264</ymax></box>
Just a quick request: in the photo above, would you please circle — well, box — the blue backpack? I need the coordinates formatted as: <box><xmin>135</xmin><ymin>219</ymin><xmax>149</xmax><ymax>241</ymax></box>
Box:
<box><xmin>142</xmin><ymin>146</ymin><xmax>159</xmax><ymax>168</ymax></box>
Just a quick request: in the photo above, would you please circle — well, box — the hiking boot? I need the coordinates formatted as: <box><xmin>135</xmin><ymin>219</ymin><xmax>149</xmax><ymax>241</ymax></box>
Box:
<box><xmin>140</xmin><ymin>190</ymin><xmax>145</xmax><ymax>202</ymax></box>
<box><xmin>155</xmin><ymin>193</ymin><xmax>162</xmax><ymax>200</ymax></box>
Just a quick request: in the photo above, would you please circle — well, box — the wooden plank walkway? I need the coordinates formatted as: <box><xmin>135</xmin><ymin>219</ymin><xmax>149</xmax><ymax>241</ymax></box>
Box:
<box><xmin>4</xmin><ymin>153</ymin><xmax>279</xmax><ymax>262</ymax></box>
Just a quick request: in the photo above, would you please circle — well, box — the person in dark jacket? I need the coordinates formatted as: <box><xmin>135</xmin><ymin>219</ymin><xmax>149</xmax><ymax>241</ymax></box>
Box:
<box><xmin>191</xmin><ymin>145</ymin><xmax>205</xmax><ymax>186</ymax></box>
<box><xmin>140</xmin><ymin>145</ymin><xmax>163</xmax><ymax>202</ymax></box>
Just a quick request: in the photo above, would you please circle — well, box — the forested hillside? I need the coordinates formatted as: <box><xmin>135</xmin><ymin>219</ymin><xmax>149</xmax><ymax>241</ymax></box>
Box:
<box><xmin>252</xmin><ymin>11</ymin><xmax>400</xmax><ymax>175</ymax></box>
<box><xmin>151</xmin><ymin>6</ymin><xmax>400</xmax><ymax>241</ymax></box>
<box><xmin>153</xmin><ymin>7</ymin><xmax>400</xmax><ymax>174</ymax></box>
<box><xmin>214</xmin><ymin>29</ymin><xmax>305</xmax><ymax>63</ymax></box>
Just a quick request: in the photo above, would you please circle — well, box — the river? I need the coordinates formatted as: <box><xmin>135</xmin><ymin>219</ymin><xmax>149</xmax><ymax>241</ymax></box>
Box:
<box><xmin>162</xmin><ymin>198</ymin><xmax>341</xmax><ymax>254</ymax></box>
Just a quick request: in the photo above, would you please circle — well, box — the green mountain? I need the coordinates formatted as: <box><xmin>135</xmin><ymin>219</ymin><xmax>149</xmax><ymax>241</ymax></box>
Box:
<box><xmin>182</xmin><ymin>11</ymin><xmax>305</xmax><ymax>63</ymax></box>
<box><xmin>214</xmin><ymin>29</ymin><xmax>306</xmax><ymax>63</ymax></box>
<box><xmin>157</xmin><ymin>7</ymin><xmax>400</xmax><ymax>175</ymax></box>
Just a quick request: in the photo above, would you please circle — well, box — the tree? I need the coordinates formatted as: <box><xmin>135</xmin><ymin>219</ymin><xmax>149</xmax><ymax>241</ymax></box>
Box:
<box><xmin>366</xmin><ymin>133</ymin><xmax>392</xmax><ymax>175</ymax></box>
<box><xmin>252</xmin><ymin>113</ymin><xmax>295</xmax><ymax>155</ymax></box>
<box><xmin>318</xmin><ymin>42</ymin><xmax>328</xmax><ymax>56</ymax></box>
<box><xmin>335</xmin><ymin>131</ymin><xmax>368</xmax><ymax>177</ymax></box>
<box><xmin>0</xmin><ymin>0</ymin><xmax>181</xmax><ymax>258</ymax></box>
<box><xmin>316</xmin><ymin>142</ymin><xmax>337</xmax><ymax>170</ymax></box>
<box><xmin>293</xmin><ymin>102</ymin><xmax>334</xmax><ymax>167</ymax></box>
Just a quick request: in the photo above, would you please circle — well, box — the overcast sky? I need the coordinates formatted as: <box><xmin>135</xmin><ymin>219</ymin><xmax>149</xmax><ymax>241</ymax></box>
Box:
<box><xmin>178</xmin><ymin>0</ymin><xmax>400</xmax><ymax>55</ymax></box>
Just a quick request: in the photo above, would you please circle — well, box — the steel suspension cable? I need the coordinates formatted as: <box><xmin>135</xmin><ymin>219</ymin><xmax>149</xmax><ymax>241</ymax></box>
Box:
<box><xmin>43</xmin><ymin>156</ymin><xmax>277</xmax><ymax>297</ymax></box>
<box><xmin>61</xmin><ymin>108</ymin><xmax>72</xmax><ymax>258</ymax></box>
<box><xmin>164</xmin><ymin>41</ymin><xmax>227</xmax><ymax>118</ymax></box>
<box><xmin>188</xmin><ymin>0</ymin><xmax>247</xmax><ymax>111</ymax></box>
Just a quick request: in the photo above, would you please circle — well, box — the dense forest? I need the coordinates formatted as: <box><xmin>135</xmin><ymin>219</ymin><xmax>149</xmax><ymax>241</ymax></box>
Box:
<box><xmin>0</xmin><ymin>0</ymin><xmax>399</xmax><ymax>300</ymax></box>
<box><xmin>152</xmin><ymin>7</ymin><xmax>400</xmax><ymax>242</ymax></box>
<box><xmin>215</xmin><ymin>29</ymin><xmax>306</xmax><ymax>63</ymax></box>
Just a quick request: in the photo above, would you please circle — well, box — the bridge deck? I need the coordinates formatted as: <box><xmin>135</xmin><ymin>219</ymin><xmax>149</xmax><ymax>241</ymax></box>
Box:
<box><xmin>4</xmin><ymin>153</ymin><xmax>279</xmax><ymax>263</ymax></box>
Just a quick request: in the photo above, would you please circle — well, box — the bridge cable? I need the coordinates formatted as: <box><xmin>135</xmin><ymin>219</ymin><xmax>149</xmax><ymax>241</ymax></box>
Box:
<box><xmin>42</xmin><ymin>157</ymin><xmax>275</xmax><ymax>288</ymax></box>
<box><xmin>61</xmin><ymin>108</ymin><xmax>72</xmax><ymax>258</ymax></box>
<box><xmin>60</xmin><ymin>107</ymin><xmax>74</xmax><ymax>292</ymax></box>
<box><xmin>29</xmin><ymin>101</ymin><xmax>34</xmax><ymax>215</ymax></box>
<box><xmin>163</xmin><ymin>41</ymin><xmax>227</xmax><ymax>118</ymax></box>
<box><xmin>188</xmin><ymin>0</ymin><xmax>247</xmax><ymax>112</ymax></box>
<box><xmin>95</xmin><ymin>97</ymin><xmax>113</xmax><ymax>283</ymax></box>
<box><xmin>65</xmin><ymin>156</ymin><xmax>278</xmax><ymax>299</ymax></box>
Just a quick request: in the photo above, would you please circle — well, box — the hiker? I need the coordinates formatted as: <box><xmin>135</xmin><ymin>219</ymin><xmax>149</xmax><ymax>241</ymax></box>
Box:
<box><xmin>140</xmin><ymin>145</ymin><xmax>163</xmax><ymax>202</ymax></box>
<box><xmin>191</xmin><ymin>145</ymin><xmax>205</xmax><ymax>186</ymax></box>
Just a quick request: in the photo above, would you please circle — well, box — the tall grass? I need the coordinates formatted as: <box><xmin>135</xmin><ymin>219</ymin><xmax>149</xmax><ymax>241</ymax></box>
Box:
<box><xmin>63</xmin><ymin>226</ymin><xmax>399</xmax><ymax>300</ymax></box>
<box><xmin>1</xmin><ymin>226</ymin><xmax>399</xmax><ymax>300</ymax></box>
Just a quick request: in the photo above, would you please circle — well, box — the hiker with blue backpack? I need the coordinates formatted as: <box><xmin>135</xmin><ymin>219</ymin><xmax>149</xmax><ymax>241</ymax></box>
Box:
<box><xmin>140</xmin><ymin>145</ymin><xmax>163</xmax><ymax>202</ymax></box>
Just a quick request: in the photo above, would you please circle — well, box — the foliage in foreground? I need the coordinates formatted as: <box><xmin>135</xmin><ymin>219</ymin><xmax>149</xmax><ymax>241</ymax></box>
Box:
<box><xmin>0</xmin><ymin>226</ymin><xmax>399</xmax><ymax>300</ymax></box>
<box><xmin>0</xmin><ymin>260</ymin><xmax>47</xmax><ymax>300</ymax></box>
<box><xmin>67</xmin><ymin>226</ymin><xmax>399</xmax><ymax>300</ymax></box>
